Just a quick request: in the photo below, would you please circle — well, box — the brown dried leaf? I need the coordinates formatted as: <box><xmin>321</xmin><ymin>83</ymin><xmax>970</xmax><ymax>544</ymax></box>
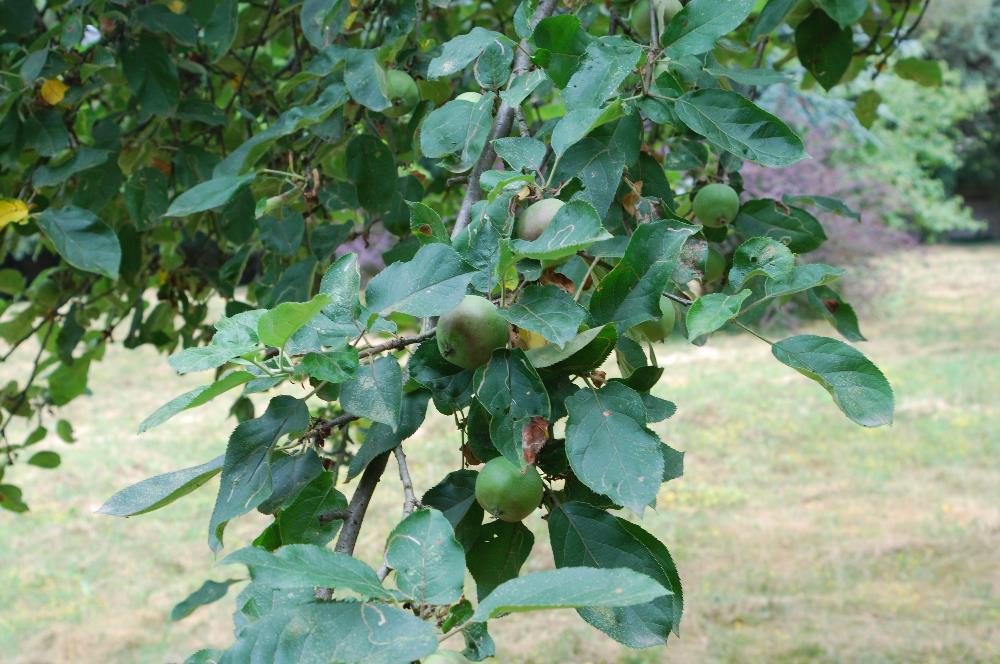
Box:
<box><xmin>521</xmin><ymin>416</ymin><xmax>548</xmax><ymax>465</ymax></box>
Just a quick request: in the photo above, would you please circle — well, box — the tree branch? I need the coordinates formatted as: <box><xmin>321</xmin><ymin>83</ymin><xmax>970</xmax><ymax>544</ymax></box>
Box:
<box><xmin>333</xmin><ymin>451</ymin><xmax>391</xmax><ymax>555</ymax></box>
<box><xmin>357</xmin><ymin>329</ymin><xmax>435</xmax><ymax>360</ymax></box>
<box><xmin>450</xmin><ymin>0</ymin><xmax>560</xmax><ymax>239</ymax></box>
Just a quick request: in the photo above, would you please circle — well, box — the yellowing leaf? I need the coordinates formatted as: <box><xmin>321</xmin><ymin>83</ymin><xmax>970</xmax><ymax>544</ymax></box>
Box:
<box><xmin>40</xmin><ymin>79</ymin><xmax>69</xmax><ymax>105</ymax></box>
<box><xmin>0</xmin><ymin>199</ymin><xmax>30</xmax><ymax>229</ymax></box>
<box><xmin>168</xmin><ymin>0</ymin><xmax>186</xmax><ymax>13</ymax></box>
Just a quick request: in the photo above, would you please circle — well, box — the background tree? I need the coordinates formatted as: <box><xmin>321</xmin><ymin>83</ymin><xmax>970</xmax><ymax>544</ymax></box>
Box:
<box><xmin>1</xmin><ymin>0</ymin><xmax>929</xmax><ymax>660</ymax></box>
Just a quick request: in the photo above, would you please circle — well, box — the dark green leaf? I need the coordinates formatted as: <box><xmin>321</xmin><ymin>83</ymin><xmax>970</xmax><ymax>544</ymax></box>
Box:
<box><xmin>675</xmin><ymin>89</ymin><xmax>807</xmax><ymax>167</ymax></box>
<box><xmin>138</xmin><ymin>371</ymin><xmax>255</xmax><ymax>433</ymax></box>
<box><xmin>550</xmin><ymin>501</ymin><xmax>683</xmax><ymax>646</ymax></box>
<box><xmin>33</xmin><ymin>148</ymin><xmax>110</xmax><ymax>188</ymax></box>
<box><xmin>340</xmin><ymin>356</ymin><xmax>403</xmax><ymax>430</ymax></box>
<box><xmin>37</xmin><ymin>206</ymin><xmax>121</xmax><ymax>279</ymax></box>
<box><xmin>815</xmin><ymin>0</ymin><xmax>867</xmax><ymax>27</ymax></box>
<box><xmin>223</xmin><ymin>544</ymin><xmax>392</xmax><ymax>599</ymax></box>
<box><xmin>422</xmin><ymin>470</ymin><xmax>484</xmax><ymax>551</ymax></box>
<box><xmin>98</xmin><ymin>455</ymin><xmax>224</xmax><ymax>517</ymax></box>
<box><xmin>526</xmin><ymin>324</ymin><xmax>617</xmax><ymax>373</ymax></box>
<box><xmin>365</xmin><ymin>243</ymin><xmax>475</xmax><ymax>317</ymax></box>
<box><xmin>347</xmin><ymin>134</ymin><xmax>397</xmax><ymax>212</ymax></box>
<box><xmin>209</xmin><ymin>396</ymin><xmax>310</xmax><ymax>550</ymax></box>
<box><xmin>385</xmin><ymin>508</ymin><xmax>466</xmax><ymax>605</ymax></box>
<box><xmin>467</xmin><ymin>520</ymin><xmax>534</xmax><ymax>600</ymax></box>
<box><xmin>734</xmin><ymin>199</ymin><xmax>827</xmax><ymax>253</ymax></box>
<box><xmin>165</xmin><ymin>174</ymin><xmax>256</xmax><ymax>217</ymax></box>
<box><xmin>686</xmin><ymin>290</ymin><xmax>752</xmax><ymax>340</ymax></box>
<box><xmin>509</xmin><ymin>200</ymin><xmax>612</xmax><ymax>261</ymax></box>
<box><xmin>298</xmin><ymin>348</ymin><xmax>359</xmax><ymax>384</ymax></box>
<box><xmin>471</xmin><ymin>567</ymin><xmax>669</xmax><ymax>621</ymax></box>
<box><xmin>727</xmin><ymin>237</ymin><xmax>795</xmax><ymax>288</ymax></box>
<box><xmin>772</xmin><ymin>334</ymin><xmax>894</xmax><ymax>427</ymax></box>
<box><xmin>499</xmin><ymin>285</ymin><xmax>587</xmax><ymax>347</ymax></box>
<box><xmin>589</xmin><ymin>220</ymin><xmax>697</xmax><ymax>332</ymax></box>
<box><xmin>347</xmin><ymin>390</ymin><xmax>430</xmax><ymax>480</ymax></box>
<box><xmin>894</xmin><ymin>58</ymin><xmax>943</xmax><ymax>87</ymax></box>
<box><xmin>795</xmin><ymin>10</ymin><xmax>852</xmax><ymax>90</ymax></box>
<box><xmin>750</xmin><ymin>0</ymin><xmax>798</xmax><ymax>39</ymax></box>
<box><xmin>662</xmin><ymin>0</ymin><xmax>755</xmax><ymax>57</ymax></box>
<box><xmin>170</xmin><ymin>579</ymin><xmax>240</xmax><ymax>622</ymax></box>
<box><xmin>492</xmin><ymin>137</ymin><xmax>546</xmax><ymax>173</ymax></box>
<box><xmin>428</xmin><ymin>27</ymin><xmax>511</xmax><ymax>78</ymax></box>
<box><xmin>220</xmin><ymin>602</ymin><xmax>437</xmax><ymax>664</ymax></box>
<box><xmin>564</xmin><ymin>383</ymin><xmax>663</xmax><ymax>514</ymax></box>
<box><xmin>782</xmin><ymin>194</ymin><xmax>860</xmax><ymax>221</ymax></box>
<box><xmin>807</xmin><ymin>285</ymin><xmax>866</xmax><ymax>342</ymax></box>
<box><xmin>476</xmin><ymin>349</ymin><xmax>550</xmax><ymax>421</ymax></box>
<box><xmin>563</xmin><ymin>36</ymin><xmax>642</xmax><ymax>111</ymax></box>
<box><xmin>27</xmin><ymin>450</ymin><xmax>60</xmax><ymax>469</ymax></box>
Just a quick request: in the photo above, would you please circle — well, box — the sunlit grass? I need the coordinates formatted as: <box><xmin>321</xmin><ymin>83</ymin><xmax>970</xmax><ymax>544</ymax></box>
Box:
<box><xmin>2</xmin><ymin>244</ymin><xmax>998</xmax><ymax>663</ymax></box>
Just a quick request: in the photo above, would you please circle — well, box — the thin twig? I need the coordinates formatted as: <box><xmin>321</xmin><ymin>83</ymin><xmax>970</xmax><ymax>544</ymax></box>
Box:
<box><xmin>357</xmin><ymin>329</ymin><xmax>435</xmax><ymax>359</ymax></box>
<box><xmin>225</xmin><ymin>0</ymin><xmax>280</xmax><ymax>113</ymax></box>
<box><xmin>450</xmin><ymin>0</ymin><xmax>560</xmax><ymax>240</ymax></box>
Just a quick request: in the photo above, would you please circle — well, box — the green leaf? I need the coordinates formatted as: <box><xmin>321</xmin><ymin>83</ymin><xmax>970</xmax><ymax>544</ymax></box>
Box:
<box><xmin>257</xmin><ymin>294</ymin><xmax>333</xmax><ymax>349</ymax></box>
<box><xmin>165</xmin><ymin>174</ymin><xmax>256</xmax><ymax>217</ymax></box>
<box><xmin>365</xmin><ymin>243</ymin><xmax>475</xmax><ymax>317</ymax></box>
<box><xmin>428</xmin><ymin>27</ymin><xmax>511</xmax><ymax>78</ymax></box>
<box><xmin>782</xmin><ymin>194</ymin><xmax>861</xmax><ymax>221</ymax></box>
<box><xmin>407</xmin><ymin>201</ymin><xmax>450</xmax><ymax>244</ymax></box>
<box><xmin>815</xmin><ymin>0</ymin><xmax>867</xmax><ymax>27</ymax></box>
<box><xmin>475</xmin><ymin>39</ymin><xmax>514</xmax><ymax>89</ymax></box>
<box><xmin>385</xmin><ymin>508</ymin><xmax>466</xmax><ymax>605</ymax></box>
<box><xmin>550</xmin><ymin>502</ymin><xmax>683</xmax><ymax>646</ymax></box>
<box><xmin>795</xmin><ymin>10</ymin><xmax>852</xmax><ymax>90</ymax></box>
<box><xmin>220</xmin><ymin>602</ymin><xmax>437</xmax><ymax>664</ymax></box>
<box><xmin>27</xmin><ymin>451</ymin><xmax>60</xmax><ymax>469</ymax></box>
<box><xmin>344</xmin><ymin>48</ymin><xmax>390</xmax><ymax>111</ymax></box>
<box><xmin>123</xmin><ymin>33</ymin><xmax>179</xmax><ymax>119</ymax></box>
<box><xmin>762</xmin><ymin>263</ymin><xmax>843</xmax><ymax>299</ymax></box>
<box><xmin>565</xmin><ymin>382</ymin><xmax>663</xmax><ymax>514</ymax></box>
<box><xmin>675</xmin><ymin>89</ymin><xmax>807</xmax><ymax>167</ymax></box>
<box><xmin>733</xmin><ymin>199</ymin><xmax>827</xmax><ymax>253</ymax></box>
<box><xmin>138</xmin><ymin>371</ymin><xmax>255</xmax><ymax>433</ymax></box>
<box><xmin>170</xmin><ymin>579</ymin><xmax>240</xmax><ymax>622</ymax></box>
<box><xmin>499</xmin><ymin>285</ymin><xmax>587</xmax><ymax>347</ymax></box>
<box><xmin>422</xmin><ymin>470</ymin><xmax>484</xmax><ymax>551</ymax></box>
<box><xmin>223</xmin><ymin>544</ymin><xmax>393</xmax><ymax>599</ymax></box>
<box><xmin>562</xmin><ymin>36</ymin><xmax>642</xmax><ymax>111</ymax></box>
<box><xmin>24</xmin><ymin>110</ymin><xmax>70</xmax><ymax>157</ymax></box>
<box><xmin>750</xmin><ymin>0</ymin><xmax>798</xmax><ymax>39</ymax></box>
<box><xmin>407</xmin><ymin>340</ymin><xmax>475</xmax><ymax>415</ymax></box>
<box><xmin>662</xmin><ymin>0</ymin><xmax>755</xmax><ymax>57</ymax></box>
<box><xmin>467</xmin><ymin>520</ymin><xmax>534</xmax><ymax>601</ymax></box>
<box><xmin>346</xmin><ymin>390</ymin><xmax>430</xmax><ymax>480</ymax></box>
<box><xmin>499</xmin><ymin>69</ymin><xmax>546</xmax><ymax>107</ymax></box>
<box><xmin>98</xmin><ymin>455</ymin><xmax>224</xmax><ymax>517</ymax></box>
<box><xmin>771</xmin><ymin>335</ymin><xmax>894</xmax><ymax>427</ymax></box>
<box><xmin>686</xmin><ymin>290</ymin><xmax>752</xmax><ymax>340</ymax></box>
<box><xmin>0</xmin><ymin>268</ymin><xmax>24</xmax><ymax>295</ymax></box>
<box><xmin>589</xmin><ymin>220</ymin><xmax>697</xmax><ymax>332</ymax></box>
<box><xmin>209</xmin><ymin>396</ymin><xmax>310</xmax><ymax>550</ymax></box>
<box><xmin>298</xmin><ymin>348</ymin><xmax>359</xmax><ymax>384</ymax></box>
<box><xmin>0</xmin><ymin>485</ymin><xmax>29</xmax><ymax>513</ymax></box>
<box><xmin>492</xmin><ymin>137</ymin><xmax>546</xmax><ymax>173</ymax></box>
<box><xmin>509</xmin><ymin>200</ymin><xmax>612</xmax><ymax>261</ymax></box>
<box><xmin>340</xmin><ymin>356</ymin><xmax>403</xmax><ymax>430</ymax></box>
<box><xmin>37</xmin><ymin>206</ymin><xmax>121</xmax><ymax>279</ymax></box>
<box><xmin>551</xmin><ymin>102</ymin><xmax>625</xmax><ymax>156</ymax></box>
<box><xmin>531</xmin><ymin>15</ymin><xmax>591</xmax><ymax>88</ymax></box>
<box><xmin>526</xmin><ymin>324</ymin><xmax>617</xmax><ymax>372</ymax></box>
<box><xmin>807</xmin><ymin>285</ymin><xmax>866</xmax><ymax>342</ymax></box>
<box><xmin>420</xmin><ymin>93</ymin><xmax>495</xmax><ymax>171</ymax></box>
<box><xmin>854</xmin><ymin>89</ymin><xmax>881</xmax><ymax>128</ymax></box>
<box><xmin>727</xmin><ymin>237</ymin><xmax>795</xmax><ymax>289</ymax></box>
<box><xmin>215</xmin><ymin>83</ymin><xmax>348</xmax><ymax>177</ymax></box>
<box><xmin>19</xmin><ymin>47</ymin><xmax>47</xmax><ymax>83</ymax></box>
<box><xmin>259</xmin><ymin>452</ymin><xmax>325</xmax><ymax>514</ymax></box>
<box><xmin>300</xmin><ymin>0</ymin><xmax>348</xmax><ymax>48</ymax></box>
<box><xmin>125</xmin><ymin>168</ymin><xmax>169</xmax><ymax>229</ymax></box>
<box><xmin>168</xmin><ymin>309</ymin><xmax>265</xmax><ymax>374</ymax></box>
<box><xmin>274</xmin><ymin>473</ymin><xmax>348</xmax><ymax>547</ymax></box>
<box><xmin>894</xmin><ymin>58</ymin><xmax>944</xmax><ymax>87</ymax></box>
<box><xmin>471</xmin><ymin>567</ymin><xmax>669</xmax><ymax>622</ymax></box>
<box><xmin>476</xmin><ymin>349</ymin><xmax>551</xmax><ymax>421</ymax></box>
<box><xmin>33</xmin><ymin>148</ymin><xmax>110</xmax><ymax>188</ymax></box>
<box><xmin>347</xmin><ymin>134</ymin><xmax>397</xmax><ymax>213</ymax></box>
<box><xmin>203</xmin><ymin>0</ymin><xmax>237</xmax><ymax>61</ymax></box>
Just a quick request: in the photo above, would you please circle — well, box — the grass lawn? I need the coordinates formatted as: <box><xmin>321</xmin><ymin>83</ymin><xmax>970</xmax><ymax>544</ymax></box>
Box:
<box><xmin>2</xmin><ymin>244</ymin><xmax>998</xmax><ymax>663</ymax></box>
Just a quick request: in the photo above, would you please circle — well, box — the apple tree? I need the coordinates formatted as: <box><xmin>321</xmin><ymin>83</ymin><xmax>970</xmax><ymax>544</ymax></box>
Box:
<box><xmin>0</xmin><ymin>0</ymin><xmax>922</xmax><ymax>660</ymax></box>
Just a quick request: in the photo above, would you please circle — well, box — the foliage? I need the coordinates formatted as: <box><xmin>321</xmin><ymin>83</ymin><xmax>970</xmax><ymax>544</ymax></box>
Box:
<box><xmin>0</xmin><ymin>0</ymin><xmax>921</xmax><ymax>660</ymax></box>
<box><xmin>929</xmin><ymin>1</ymin><xmax>1000</xmax><ymax>199</ymax></box>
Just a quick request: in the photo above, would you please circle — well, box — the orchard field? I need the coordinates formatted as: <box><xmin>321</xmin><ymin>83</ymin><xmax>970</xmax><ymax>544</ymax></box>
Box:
<box><xmin>3</xmin><ymin>243</ymin><xmax>997</xmax><ymax>664</ymax></box>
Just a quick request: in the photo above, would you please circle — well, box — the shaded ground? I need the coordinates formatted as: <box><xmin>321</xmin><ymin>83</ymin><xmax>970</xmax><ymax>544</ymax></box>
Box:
<box><xmin>2</xmin><ymin>244</ymin><xmax>998</xmax><ymax>663</ymax></box>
